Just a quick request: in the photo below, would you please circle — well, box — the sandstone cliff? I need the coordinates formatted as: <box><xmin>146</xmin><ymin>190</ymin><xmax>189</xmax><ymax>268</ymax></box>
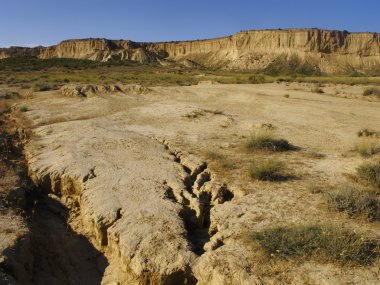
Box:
<box><xmin>1</xmin><ymin>29</ymin><xmax>380</xmax><ymax>73</ymax></box>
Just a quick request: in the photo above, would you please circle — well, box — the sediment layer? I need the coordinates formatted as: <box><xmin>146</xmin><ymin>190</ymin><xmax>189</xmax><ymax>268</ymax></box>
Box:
<box><xmin>1</xmin><ymin>29</ymin><xmax>379</xmax><ymax>73</ymax></box>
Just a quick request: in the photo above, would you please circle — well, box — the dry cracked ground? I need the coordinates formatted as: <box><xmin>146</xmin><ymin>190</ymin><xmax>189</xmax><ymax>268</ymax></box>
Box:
<box><xmin>1</xmin><ymin>82</ymin><xmax>380</xmax><ymax>284</ymax></box>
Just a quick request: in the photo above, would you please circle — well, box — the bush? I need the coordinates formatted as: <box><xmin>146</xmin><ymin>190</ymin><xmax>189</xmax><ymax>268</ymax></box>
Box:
<box><xmin>357</xmin><ymin>161</ymin><xmax>380</xmax><ymax>188</ymax></box>
<box><xmin>248</xmin><ymin>159</ymin><xmax>285</xmax><ymax>181</ymax></box>
<box><xmin>248</xmin><ymin>75</ymin><xmax>266</xmax><ymax>84</ymax></box>
<box><xmin>20</xmin><ymin>84</ymin><xmax>31</xmax><ymax>89</ymax></box>
<box><xmin>246</xmin><ymin>131</ymin><xmax>293</xmax><ymax>152</ymax></box>
<box><xmin>33</xmin><ymin>82</ymin><xmax>56</xmax><ymax>92</ymax></box>
<box><xmin>354</xmin><ymin>140</ymin><xmax>380</xmax><ymax>157</ymax></box>
<box><xmin>0</xmin><ymin>91</ymin><xmax>20</xmax><ymax>99</ymax></box>
<box><xmin>328</xmin><ymin>186</ymin><xmax>379</xmax><ymax>221</ymax></box>
<box><xmin>363</xmin><ymin>87</ymin><xmax>380</xmax><ymax>97</ymax></box>
<box><xmin>254</xmin><ymin>225</ymin><xmax>377</xmax><ymax>264</ymax></box>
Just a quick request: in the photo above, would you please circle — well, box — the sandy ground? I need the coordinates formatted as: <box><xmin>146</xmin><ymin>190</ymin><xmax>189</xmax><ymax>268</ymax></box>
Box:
<box><xmin>2</xmin><ymin>82</ymin><xmax>380</xmax><ymax>284</ymax></box>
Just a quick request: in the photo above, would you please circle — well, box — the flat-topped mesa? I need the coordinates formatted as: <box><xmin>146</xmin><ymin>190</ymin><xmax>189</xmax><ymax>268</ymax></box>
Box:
<box><xmin>1</xmin><ymin>29</ymin><xmax>380</xmax><ymax>73</ymax></box>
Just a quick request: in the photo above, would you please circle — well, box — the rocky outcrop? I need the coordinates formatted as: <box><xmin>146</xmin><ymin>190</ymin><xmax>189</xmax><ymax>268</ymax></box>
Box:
<box><xmin>1</xmin><ymin>29</ymin><xmax>380</xmax><ymax>73</ymax></box>
<box><xmin>60</xmin><ymin>84</ymin><xmax>151</xmax><ymax>97</ymax></box>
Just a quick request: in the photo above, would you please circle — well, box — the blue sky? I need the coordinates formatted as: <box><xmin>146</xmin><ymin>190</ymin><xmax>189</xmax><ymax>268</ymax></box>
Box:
<box><xmin>1</xmin><ymin>0</ymin><xmax>379</xmax><ymax>47</ymax></box>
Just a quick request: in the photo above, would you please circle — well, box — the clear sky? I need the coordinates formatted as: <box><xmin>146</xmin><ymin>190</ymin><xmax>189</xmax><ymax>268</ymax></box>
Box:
<box><xmin>1</xmin><ymin>0</ymin><xmax>379</xmax><ymax>47</ymax></box>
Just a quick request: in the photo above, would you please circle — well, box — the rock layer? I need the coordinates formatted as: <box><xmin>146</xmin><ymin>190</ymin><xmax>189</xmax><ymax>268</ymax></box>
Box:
<box><xmin>1</xmin><ymin>29</ymin><xmax>379</xmax><ymax>73</ymax></box>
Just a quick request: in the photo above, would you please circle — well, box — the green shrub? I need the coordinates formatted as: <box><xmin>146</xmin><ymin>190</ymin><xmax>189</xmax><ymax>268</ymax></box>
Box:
<box><xmin>254</xmin><ymin>225</ymin><xmax>377</xmax><ymax>264</ymax></box>
<box><xmin>357</xmin><ymin>161</ymin><xmax>380</xmax><ymax>188</ymax></box>
<box><xmin>248</xmin><ymin>159</ymin><xmax>285</xmax><ymax>181</ymax></box>
<box><xmin>246</xmin><ymin>131</ymin><xmax>293</xmax><ymax>152</ymax></box>
<box><xmin>328</xmin><ymin>186</ymin><xmax>379</xmax><ymax>221</ymax></box>
<box><xmin>363</xmin><ymin>87</ymin><xmax>380</xmax><ymax>97</ymax></box>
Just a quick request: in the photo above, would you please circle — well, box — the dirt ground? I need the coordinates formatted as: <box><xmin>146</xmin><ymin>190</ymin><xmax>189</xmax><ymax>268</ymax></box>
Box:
<box><xmin>1</xmin><ymin>82</ymin><xmax>380</xmax><ymax>284</ymax></box>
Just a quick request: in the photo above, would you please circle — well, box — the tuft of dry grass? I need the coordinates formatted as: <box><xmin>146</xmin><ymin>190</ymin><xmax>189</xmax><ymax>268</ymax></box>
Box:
<box><xmin>328</xmin><ymin>185</ymin><xmax>379</xmax><ymax>221</ymax></box>
<box><xmin>306</xmin><ymin>181</ymin><xmax>327</xmax><ymax>194</ymax></box>
<box><xmin>354</xmin><ymin>139</ymin><xmax>380</xmax><ymax>157</ymax></box>
<box><xmin>363</xmin><ymin>87</ymin><xmax>380</xmax><ymax>97</ymax></box>
<box><xmin>245</xmin><ymin>130</ymin><xmax>293</xmax><ymax>152</ymax></box>
<box><xmin>304</xmin><ymin>150</ymin><xmax>326</xmax><ymax>159</ymax></box>
<box><xmin>254</xmin><ymin>225</ymin><xmax>378</xmax><ymax>265</ymax></box>
<box><xmin>248</xmin><ymin>159</ymin><xmax>285</xmax><ymax>181</ymax></box>
<box><xmin>357</xmin><ymin>161</ymin><xmax>380</xmax><ymax>188</ymax></box>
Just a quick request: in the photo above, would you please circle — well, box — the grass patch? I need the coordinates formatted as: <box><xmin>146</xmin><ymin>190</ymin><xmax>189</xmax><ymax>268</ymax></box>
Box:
<box><xmin>304</xmin><ymin>150</ymin><xmax>326</xmax><ymax>159</ymax></box>
<box><xmin>204</xmin><ymin>150</ymin><xmax>225</xmax><ymax>160</ymax></box>
<box><xmin>19</xmin><ymin>105</ymin><xmax>29</xmax><ymax>112</ymax></box>
<box><xmin>33</xmin><ymin>82</ymin><xmax>58</xmax><ymax>92</ymax></box>
<box><xmin>263</xmin><ymin>54</ymin><xmax>321</xmax><ymax>76</ymax></box>
<box><xmin>354</xmin><ymin>139</ymin><xmax>380</xmax><ymax>157</ymax></box>
<box><xmin>254</xmin><ymin>225</ymin><xmax>378</xmax><ymax>265</ymax></box>
<box><xmin>20</xmin><ymin>83</ymin><xmax>31</xmax><ymax>89</ymax></box>
<box><xmin>248</xmin><ymin>74</ymin><xmax>266</xmax><ymax>84</ymax></box>
<box><xmin>357</xmin><ymin>161</ymin><xmax>380</xmax><ymax>188</ymax></box>
<box><xmin>328</xmin><ymin>186</ymin><xmax>379</xmax><ymax>221</ymax></box>
<box><xmin>306</xmin><ymin>181</ymin><xmax>326</xmax><ymax>194</ymax></box>
<box><xmin>248</xmin><ymin>159</ymin><xmax>285</xmax><ymax>181</ymax></box>
<box><xmin>204</xmin><ymin>151</ymin><xmax>237</xmax><ymax>170</ymax></box>
<box><xmin>363</xmin><ymin>87</ymin><xmax>380</xmax><ymax>97</ymax></box>
<box><xmin>220</xmin><ymin>159</ymin><xmax>237</xmax><ymax>170</ymax></box>
<box><xmin>245</xmin><ymin>130</ymin><xmax>293</xmax><ymax>152</ymax></box>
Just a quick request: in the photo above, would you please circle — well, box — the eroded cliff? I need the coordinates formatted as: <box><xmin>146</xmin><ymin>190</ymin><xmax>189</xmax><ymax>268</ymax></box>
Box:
<box><xmin>1</xmin><ymin>29</ymin><xmax>380</xmax><ymax>73</ymax></box>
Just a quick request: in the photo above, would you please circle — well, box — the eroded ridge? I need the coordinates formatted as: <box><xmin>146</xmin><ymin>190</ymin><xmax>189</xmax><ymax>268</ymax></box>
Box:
<box><xmin>23</xmin><ymin>126</ymin><xmax>201</xmax><ymax>285</ymax></box>
<box><xmin>160</xmin><ymin>139</ymin><xmax>234</xmax><ymax>255</ymax></box>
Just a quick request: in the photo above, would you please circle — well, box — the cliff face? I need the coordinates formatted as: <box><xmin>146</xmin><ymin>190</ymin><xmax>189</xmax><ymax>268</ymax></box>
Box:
<box><xmin>1</xmin><ymin>29</ymin><xmax>380</xmax><ymax>73</ymax></box>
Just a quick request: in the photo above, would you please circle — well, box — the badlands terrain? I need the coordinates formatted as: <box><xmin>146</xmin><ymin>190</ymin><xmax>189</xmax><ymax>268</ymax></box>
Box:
<box><xmin>0</xmin><ymin>29</ymin><xmax>380</xmax><ymax>285</ymax></box>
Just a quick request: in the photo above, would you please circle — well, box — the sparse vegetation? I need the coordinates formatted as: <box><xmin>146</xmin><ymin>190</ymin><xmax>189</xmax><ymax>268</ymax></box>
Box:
<box><xmin>283</xmin><ymin>94</ymin><xmax>290</xmax><ymax>98</ymax></box>
<box><xmin>357</xmin><ymin>161</ymin><xmax>380</xmax><ymax>188</ymax></box>
<box><xmin>363</xmin><ymin>87</ymin><xmax>380</xmax><ymax>97</ymax></box>
<box><xmin>0</xmin><ymin>91</ymin><xmax>20</xmax><ymax>100</ymax></box>
<box><xmin>20</xmin><ymin>83</ymin><xmax>31</xmax><ymax>89</ymax></box>
<box><xmin>205</xmin><ymin>151</ymin><xmax>237</xmax><ymax>170</ymax></box>
<box><xmin>354</xmin><ymin>139</ymin><xmax>380</xmax><ymax>157</ymax></box>
<box><xmin>33</xmin><ymin>82</ymin><xmax>57</xmax><ymax>92</ymax></box>
<box><xmin>221</xmin><ymin>159</ymin><xmax>237</xmax><ymax>170</ymax></box>
<box><xmin>19</xmin><ymin>105</ymin><xmax>29</xmax><ymax>112</ymax></box>
<box><xmin>248</xmin><ymin>159</ymin><xmax>285</xmax><ymax>181</ymax></box>
<box><xmin>328</xmin><ymin>186</ymin><xmax>379</xmax><ymax>221</ymax></box>
<box><xmin>254</xmin><ymin>225</ymin><xmax>378</xmax><ymax>264</ymax></box>
<box><xmin>248</xmin><ymin>75</ymin><xmax>266</xmax><ymax>84</ymax></box>
<box><xmin>304</xmin><ymin>150</ymin><xmax>326</xmax><ymax>159</ymax></box>
<box><xmin>306</xmin><ymin>182</ymin><xmax>326</xmax><ymax>194</ymax></box>
<box><xmin>263</xmin><ymin>54</ymin><xmax>321</xmax><ymax>76</ymax></box>
<box><xmin>245</xmin><ymin>130</ymin><xmax>293</xmax><ymax>152</ymax></box>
